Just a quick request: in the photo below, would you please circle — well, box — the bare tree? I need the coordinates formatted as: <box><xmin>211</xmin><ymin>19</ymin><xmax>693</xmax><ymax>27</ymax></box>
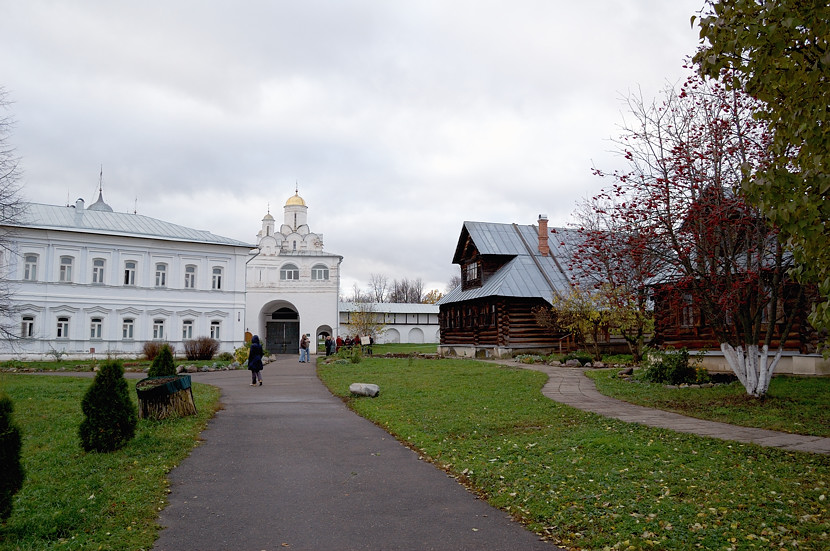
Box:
<box><xmin>389</xmin><ymin>277</ymin><xmax>424</xmax><ymax>303</ymax></box>
<box><xmin>446</xmin><ymin>274</ymin><xmax>462</xmax><ymax>294</ymax></box>
<box><xmin>0</xmin><ymin>88</ymin><xmax>25</xmax><ymax>341</ymax></box>
<box><xmin>368</xmin><ymin>273</ymin><xmax>389</xmax><ymax>303</ymax></box>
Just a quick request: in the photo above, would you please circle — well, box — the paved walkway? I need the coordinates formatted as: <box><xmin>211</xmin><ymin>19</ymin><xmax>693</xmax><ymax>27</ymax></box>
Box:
<box><xmin>508</xmin><ymin>361</ymin><xmax>830</xmax><ymax>455</ymax></box>
<box><xmin>153</xmin><ymin>357</ymin><xmax>557</xmax><ymax>550</ymax></box>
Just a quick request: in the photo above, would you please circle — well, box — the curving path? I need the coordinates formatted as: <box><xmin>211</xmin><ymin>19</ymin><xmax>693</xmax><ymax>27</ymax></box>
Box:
<box><xmin>508</xmin><ymin>362</ymin><xmax>830</xmax><ymax>455</ymax></box>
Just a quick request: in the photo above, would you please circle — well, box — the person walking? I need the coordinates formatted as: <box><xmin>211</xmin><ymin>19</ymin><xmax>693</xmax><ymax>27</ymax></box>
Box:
<box><xmin>248</xmin><ymin>335</ymin><xmax>264</xmax><ymax>386</ymax></box>
<box><xmin>299</xmin><ymin>334</ymin><xmax>310</xmax><ymax>363</ymax></box>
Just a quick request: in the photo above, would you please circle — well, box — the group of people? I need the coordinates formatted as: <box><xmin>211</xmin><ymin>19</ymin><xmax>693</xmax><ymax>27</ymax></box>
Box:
<box><xmin>246</xmin><ymin>332</ymin><xmax>377</xmax><ymax>385</ymax></box>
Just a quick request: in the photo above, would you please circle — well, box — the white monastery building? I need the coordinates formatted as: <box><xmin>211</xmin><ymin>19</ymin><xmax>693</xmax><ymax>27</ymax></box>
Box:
<box><xmin>339</xmin><ymin>302</ymin><xmax>439</xmax><ymax>344</ymax></box>
<box><xmin>0</xmin><ymin>191</ymin><xmax>252</xmax><ymax>359</ymax></box>
<box><xmin>245</xmin><ymin>191</ymin><xmax>342</xmax><ymax>356</ymax></box>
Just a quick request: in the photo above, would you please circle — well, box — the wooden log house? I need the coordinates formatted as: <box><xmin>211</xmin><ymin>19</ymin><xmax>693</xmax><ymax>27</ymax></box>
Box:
<box><xmin>438</xmin><ymin>216</ymin><xmax>580</xmax><ymax>358</ymax></box>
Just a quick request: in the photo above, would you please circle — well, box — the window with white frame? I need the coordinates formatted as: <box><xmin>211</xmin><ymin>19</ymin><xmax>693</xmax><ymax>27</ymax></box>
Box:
<box><xmin>122</xmin><ymin>318</ymin><xmax>134</xmax><ymax>340</ymax></box>
<box><xmin>56</xmin><ymin>316</ymin><xmax>70</xmax><ymax>338</ymax></box>
<box><xmin>155</xmin><ymin>263</ymin><xmax>167</xmax><ymax>287</ymax></box>
<box><xmin>153</xmin><ymin>319</ymin><xmax>165</xmax><ymax>340</ymax></box>
<box><xmin>184</xmin><ymin>265</ymin><xmax>196</xmax><ymax>289</ymax></box>
<box><xmin>21</xmin><ymin>316</ymin><xmax>34</xmax><ymax>338</ymax></box>
<box><xmin>210</xmin><ymin>321</ymin><xmax>220</xmax><ymax>340</ymax></box>
<box><xmin>90</xmin><ymin>317</ymin><xmax>103</xmax><ymax>339</ymax></box>
<box><xmin>24</xmin><ymin>254</ymin><xmax>38</xmax><ymax>281</ymax></box>
<box><xmin>212</xmin><ymin>267</ymin><xmax>223</xmax><ymax>290</ymax></box>
<box><xmin>59</xmin><ymin>256</ymin><xmax>74</xmax><ymax>282</ymax></box>
<box><xmin>92</xmin><ymin>258</ymin><xmax>106</xmax><ymax>284</ymax></box>
<box><xmin>182</xmin><ymin>320</ymin><xmax>193</xmax><ymax>340</ymax></box>
<box><xmin>124</xmin><ymin>261</ymin><xmax>136</xmax><ymax>285</ymax></box>
<box><xmin>311</xmin><ymin>264</ymin><xmax>329</xmax><ymax>280</ymax></box>
<box><xmin>280</xmin><ymin>263</ymin><xmax>299</xmax><ymax>280</ymax></box>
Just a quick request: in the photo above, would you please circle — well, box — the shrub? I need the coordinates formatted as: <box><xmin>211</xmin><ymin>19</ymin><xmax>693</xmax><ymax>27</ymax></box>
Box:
<box><xmin>78</xmin><ymin>359</ymin><xmax>137</xmax><ymax>452</ymax></box>
<box><xmin>0</xmin><ymin>394</ymin><xmax>24</xmax><ymax>521</ymax></box>
<box><xmin>602</xmin><ymin>354</ymin><xmax>635</xmax><ymax>365</ymax></box>
<box><xmin>148</xmin><ymin>344</ymin><xmax>176</xmax><ymax>377</ymax></box>
<box><xmin>641</xmin><ymin>347</ymin><xmax>699</xmax><ymax>385</ymax></box>
<box><xmin>143</xmin><ymin>341</ymin><xmax>172</xmax><ymax>361</ymax></box>
<box><xmin>216</xmin><ymin>351</ymin><xmax>234</xmax><ymax>362</ymax></box>
<box><xmin>183</xmin><ymin>337</ymin><xmax>220</xmax><ymax>361</ymax></box>
<box><xmin>338</xmin><ymin>346</ymin><xmax>362</xmax><ymax>364</ymax></box>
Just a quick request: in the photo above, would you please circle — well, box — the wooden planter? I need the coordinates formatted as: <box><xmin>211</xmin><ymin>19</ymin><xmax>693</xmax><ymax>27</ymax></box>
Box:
<box><xmin>136</xmin><ymin>375</ymin><xmax>197</xmax><ymax>420</ymax></box>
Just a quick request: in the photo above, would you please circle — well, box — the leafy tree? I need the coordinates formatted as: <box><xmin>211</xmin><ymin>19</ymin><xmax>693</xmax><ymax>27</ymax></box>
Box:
<box><xmin>148</xmin><ymin>343</ymin><xmax>176</xmax><ymax>377</ymax></box>
<box><xmin>695</xmin><ymin>1</ymin><xmax>830</xmax><ymax>353</ymax></box>
<box><xmin>594</xmin><ymin>67</ymin><xmax>804</xmax><ymax>397</ymax></box>
<box><xmin>533</xmin><ymin>286</ymin><xmax>612</xmax><ymax>361</ymax></box>
<box><xmin>566</xmin><ymin>199</ymin><xmax>657</xmax><ymax>362</ymax></box>
<box><xmin>344</xmin><ymin>302</ymin><xmax>386</xmax><ymax>340</ymax></box>
<box><xmin>422</xmin><ymin>289</ymin><xmax>444</xmax><ymax>304</ymax></box>
<box><xmin>0</xmin><ymin>393</ymin><xmax>24</xmax><ymax>521</ymax></box>
<box><xmin>79</xmin><ymin>359</ymin><xmax>137</xmax><ymax>452</ymax></box>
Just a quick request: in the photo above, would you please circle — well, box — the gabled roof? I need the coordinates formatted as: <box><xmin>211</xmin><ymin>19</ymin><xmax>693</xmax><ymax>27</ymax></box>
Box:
<box><xmin>440</xmin><ymin>221</ymin><xmax>581</xmax><ymax>306</ymax></box>
<box><xmin>10</xmin><ymin>202</ymin><xmax>254</xmax><ymax>248</ymax></box>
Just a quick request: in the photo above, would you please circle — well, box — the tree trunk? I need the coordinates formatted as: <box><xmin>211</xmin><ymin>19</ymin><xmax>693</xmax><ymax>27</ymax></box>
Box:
<box><xmin>720</xmin><ymin>343</ymin><xmax>782</xmax><ymax>398</ymax></box>
<box><xmin>136</xmin><ymin>375</ymin><xmax>197</xmax><ymax>420</ymax></box>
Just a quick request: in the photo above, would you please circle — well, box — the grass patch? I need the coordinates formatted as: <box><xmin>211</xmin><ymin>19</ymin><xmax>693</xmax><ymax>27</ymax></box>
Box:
<box><xmin>0</xmin><ymin>358</ymin><xmax>233</xmax><ymax>373</ymax></box>
<box><xmin>318</xmin><ymin>358</ymin><xmax>830</xmax><ymax>550</ymax></box>
<box><xmin>586</xmin><ymin>369</ymin><xmax>830</xmax><ymax>437</ymax></box>
<box><xmin>0</xmin><ymin>374</ymin><xmax>221</xmax><ymax>550</ymax></box>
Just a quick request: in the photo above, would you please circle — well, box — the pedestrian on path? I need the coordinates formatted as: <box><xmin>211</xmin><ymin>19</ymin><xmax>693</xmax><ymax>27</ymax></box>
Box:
<box><xmin>248</xmin><ymin>335</ymin><xmax>264</xmax><ymax>385</ymax></box>
<box><xmin>299</xmin><ymin>334</ymin><xmax>310</xmax><ymax>363</ymax></box>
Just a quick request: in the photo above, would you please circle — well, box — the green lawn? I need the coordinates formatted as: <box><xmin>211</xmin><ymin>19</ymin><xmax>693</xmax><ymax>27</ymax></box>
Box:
<box><xmin>318</xmin><ymin>357</ymin><xmax>830</xmax><ymax>550</ymax></box>
<box><xmin>0</xmin><ymin>374</ymin><xmax>221</xmax><ymax>550</ymax></box>
<box><xmin>585</xmin><ymin>369</ymin><xmax>830</xmax><ymax>437</ymax></box>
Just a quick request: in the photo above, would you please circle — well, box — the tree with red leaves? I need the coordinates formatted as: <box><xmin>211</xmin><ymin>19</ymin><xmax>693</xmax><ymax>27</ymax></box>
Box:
<box><xmin>589</xmin><ymin>66</ymin><xmax>805</xmax><ymax>398</ymax></box>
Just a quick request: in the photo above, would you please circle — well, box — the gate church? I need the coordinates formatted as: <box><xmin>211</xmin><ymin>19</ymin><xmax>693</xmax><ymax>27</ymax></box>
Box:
<box><xmin>245</xmin><ymin>191</ymin><xmax>342</xmax><ymax>356</ymax></box>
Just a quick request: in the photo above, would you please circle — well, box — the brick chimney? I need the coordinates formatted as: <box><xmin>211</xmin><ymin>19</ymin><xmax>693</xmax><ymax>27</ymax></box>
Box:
<box><xmin>538</xmin><ymin>214</ymin><xmax>549</xmax><ymax>256</ymax></box>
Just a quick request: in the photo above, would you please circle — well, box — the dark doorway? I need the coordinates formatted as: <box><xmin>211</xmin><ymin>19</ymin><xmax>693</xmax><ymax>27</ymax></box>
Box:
<box><xmin>266</xmin><ymin>308</ymin><xmax>299</xmax><ymax>354</ymax></box>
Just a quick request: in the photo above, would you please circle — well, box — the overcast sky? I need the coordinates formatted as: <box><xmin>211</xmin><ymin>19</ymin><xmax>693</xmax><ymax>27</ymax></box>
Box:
<box><xmin>1</xmin><ymin>1</ymin><xmax>704</xmax><ymax>296</ymax></box>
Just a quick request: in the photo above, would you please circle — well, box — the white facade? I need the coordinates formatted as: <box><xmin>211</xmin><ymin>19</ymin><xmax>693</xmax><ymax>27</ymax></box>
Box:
<box><xmin>245</xmin><ymin>191</ymin><xmax>342</xmax><ymax>356</ymax></box>
<box><xmin>0</xmin><ymin>195</ymin><xmax>252</xmax><ymax>359</ymax></box>
<box><xmin>339</xmin><ymin>302</ymin><xmax>440</xmax><ymax>344</ymax></box>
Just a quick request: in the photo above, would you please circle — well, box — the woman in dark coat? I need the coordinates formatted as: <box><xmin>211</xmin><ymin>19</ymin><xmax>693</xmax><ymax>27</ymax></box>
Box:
<box><xmin>248</xmin><ymin>335</ymin><xmax>264</xmax><ymax>386</ymax></box>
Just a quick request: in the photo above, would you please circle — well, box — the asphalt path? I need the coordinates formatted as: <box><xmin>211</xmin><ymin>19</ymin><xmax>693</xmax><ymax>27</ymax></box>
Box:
<box><xmin>153</xmin><ymin>357</ymin><xmax>557</xmax><ymax>551</ymax></box>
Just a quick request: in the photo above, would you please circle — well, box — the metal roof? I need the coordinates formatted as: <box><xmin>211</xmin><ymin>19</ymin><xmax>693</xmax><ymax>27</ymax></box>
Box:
<box><xmin>339</xmin><ymin>302</ymin><xmax>439</xmax><ymax>314</ymax></box>
<box><xmin>11</xmin><ymin>202</ymin><xmax>255</xmax><ymax>248</ymax></box>
<box><xmin>439</xmin><ymin>222</ymin><xmax>581</xmax><ymax>306</ymax></box>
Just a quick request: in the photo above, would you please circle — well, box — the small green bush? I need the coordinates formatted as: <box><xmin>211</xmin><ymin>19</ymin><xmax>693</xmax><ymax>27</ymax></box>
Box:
<box><xmin>148</xmin><ymin>344</ymin><xmax>176</xmax><ymax>377</ymax></box>
<box><xmin>641</xmin><ymin>347</ymin><xmax>699</xmax><ymax>385</ymax></box>
<box><xmin>216</xmin><ymin>351</ymin><xmax>234</xmax><ymax>362</ymax></box>
<box><xmin>78</xmin><ymin>359</ymin><xmax>138</xmax><ymax>452</ymax></box>
<box><xmin>337</xmin><ymin>346</ymin><xmax>362</xmax><ymax>364</ymax></box>
<box><xmin>0</xmin><ymin>394</ymin><xmax>24</xmax><ymax>521</ymax></box>
<box><xmin>602</xmin><ymin>354</ymin><xmax>634</xmax><ymax>365</ymax></box>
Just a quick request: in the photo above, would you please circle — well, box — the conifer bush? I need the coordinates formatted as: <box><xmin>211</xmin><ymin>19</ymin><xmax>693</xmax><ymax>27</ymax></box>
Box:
<box><xmin>148</xmin><ymin>343</ymin><xmax>176</xmax><ymax>377</ymax></box>
<box><xmin>79</xmin><ymin>359</ymin><xmax>138</xmax><ymax>452</ymax></box>
<box><xmin>0</xmin><ymin>394</ymin><xmax>24</xmax><ymax>521</ymax></box>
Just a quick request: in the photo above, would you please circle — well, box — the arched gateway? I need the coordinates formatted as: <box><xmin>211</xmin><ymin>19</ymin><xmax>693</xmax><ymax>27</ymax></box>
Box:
<box><xmin>245</xmin><ymin>190</ymin><xmax>343</xmax><ymax>356</ymax></box>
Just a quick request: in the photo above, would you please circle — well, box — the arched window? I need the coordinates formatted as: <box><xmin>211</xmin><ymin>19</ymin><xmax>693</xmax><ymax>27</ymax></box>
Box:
<box><xmin>184</xmin><ymin>265</ymin><xmax>197</xmax><ymax>289</ymax></box>
<box><xmin>56</xmin><ymin>316</ymin><xmax>70</xmax><ymax>338</ymax></box>
<box><xmin>122</xmin><ymin>318</ymin><xmax>134</xmax><ymax>340</ymax></box>
<box><xmin>92</xmin><ymin>258</ymin><xmax>106</xmax><ymax>284</ymax></box>
<box><xmin>21</xmin><ymin>315</ymin><xmax>34</xmax><ymax>338</ymax></box>
<box><xmin>280</xmin><ymin>263</ymin><xmax>299</xmax><ymax>280</ymax></box>
<box><xmin>155</xmin><ymin>263</ymin><xmax>167</xmax><ymax>287</ymax></box>
<box><xmin>124</xmin><ymin>261</ymin><xmax>137</xmax><ymax>285</ymax></box>
<box><xmin>212</xmin><ymin>267</ymin><xmax>223</xmax><ymax>290</ymax></box>
<box><xmin>24</xmin><ymin>254</ymin><xmax>38</xmax><ymax>281</ymax></box>
<box><xmin>311</xmin><ymin>264</ymin><xmax>329</xmax><ymax>281</ymax></box>
<box><xmin>59</xmin><ymin>256</ymin><xmax>74</xmax><ymax>282</ymax></box>
<box><xmin>90</xmin><ymin>317</ymin><xmax>103</xmax><ymax>339</ymax></box>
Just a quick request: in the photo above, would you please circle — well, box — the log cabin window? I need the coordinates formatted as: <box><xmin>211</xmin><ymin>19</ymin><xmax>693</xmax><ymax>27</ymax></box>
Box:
<box><xmin>680</xmin><ymin>294</ymin><xmax>695</xmax><ymax>328</ymax></box>
<box><xmin>490</xmin><ymin>305</ymin><xmax>496</xmax><ymax>326</ymax></box>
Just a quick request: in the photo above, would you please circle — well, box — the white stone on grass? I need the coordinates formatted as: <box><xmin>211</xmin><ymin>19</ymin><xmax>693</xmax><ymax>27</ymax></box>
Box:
<box><xmin>349</xmin><ymin>383</ymin><xmax>380</xmax><ymax>397</ymax></box>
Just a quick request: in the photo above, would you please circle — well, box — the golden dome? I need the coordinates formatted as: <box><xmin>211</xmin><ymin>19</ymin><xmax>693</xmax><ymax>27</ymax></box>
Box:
<box><xmin>285</xmin><ymin>192</ymin><xmax>306</xmax><ymax>207</ymax></box>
